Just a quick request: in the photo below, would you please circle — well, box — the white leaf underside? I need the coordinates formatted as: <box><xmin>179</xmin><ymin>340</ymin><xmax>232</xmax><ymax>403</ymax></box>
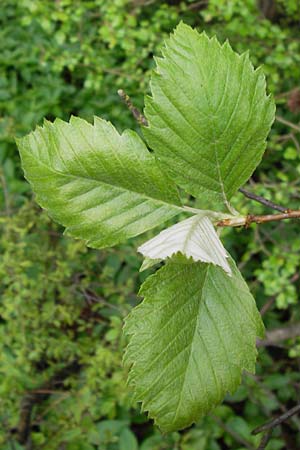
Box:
<box><xmin>138</xmin><ymin>215</ymin><xmax>231</xmax><ymax>274</ymax></box>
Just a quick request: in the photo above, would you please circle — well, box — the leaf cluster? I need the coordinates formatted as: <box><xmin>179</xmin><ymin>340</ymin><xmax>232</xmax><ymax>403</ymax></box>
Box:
<box><xmin>2</xmin><ymin>0</ymin><xmax>300</xmax><ymax>448</ymax></box>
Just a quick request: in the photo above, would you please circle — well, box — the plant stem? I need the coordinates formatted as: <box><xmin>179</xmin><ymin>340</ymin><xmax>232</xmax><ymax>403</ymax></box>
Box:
<box><xmin>0</xmin><ymin>169</ymin><xmax>11</xmax><ymax>216</ymax></box>
<box><xmin>212</xmin><ymin>415</ymin><xmax>255</xmax><ymax>449</ymax></box>
<box><xmin>257</xmin><ymin>322</ymin><xmax>300</xmax><ymax>347</ymax></box>
<box><xmin>238</xmin><ymin>187</ymin><xmax>287</xmax><ymax>212</ymax></box>
<box><xmin>217</xmin><ymin>210</ymin><xmax>300</xmax><ymax>227</ymax></box>
<box><xmin>15</xmin><ymin>362</ymin><xmax>80</xmax><ymax>446</ymax></box>
<box><xmin>276</xmin><ymin>115</ymin><xmax>300</xmax><ymax>133</ymax></box>
<box><xmin>256</xmin><ymin>429</ymin><xmax>272</xmax><ymax>450</ymax></box>
<box><xmin>252</xmin><ymin>404</ymin><xmax>300</xmax><ymax>450</ymax></box>
<box><xmin>252</xmin><ymin>404</ymin><xmax>300</xmax><ymax>435</ymax></box>
<box><xmin>117</xmin><ymin>89</ymin><xmax>148</xmax><ymax>126</ymax></box>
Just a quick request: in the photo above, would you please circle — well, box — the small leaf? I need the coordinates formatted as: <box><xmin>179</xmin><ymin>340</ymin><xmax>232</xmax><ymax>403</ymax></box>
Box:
<box><xmin>119</xmin><ymin>428</ymin><xmax>138</xmax><ymax>450</ymax></box>
<box><xmin>144</xmin><ymin>22</ymin><xmax>275</xmax><ymax>211</ymax></box>
<box><xmin>17</xmin><ymin>117</ymin><xmax>182</xmax><ymax>248</ymax></box>
<box><xmin>138</xmin><ymin>214</ymin><xmax>231</xmax><ymax>274</ymax></box>
<box><xmin>124</xmin><ymin>257</ymin><xmax>264</xmax><ymax>432</ymax></box>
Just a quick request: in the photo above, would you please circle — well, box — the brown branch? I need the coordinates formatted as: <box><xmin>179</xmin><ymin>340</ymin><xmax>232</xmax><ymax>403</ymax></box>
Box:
<box><xmin>253</xmin><ymin>403</ymin><xmax>300</xmax><ymax>450</ymax></box>
<box><xmin>14</xmin><ymin>362</ymin><xmax>80</xmax><ymax>445</ymax></box>
<box><xmin>260</xmin><ymin>297</ymin><xmax>275</xmax><ymax>316</ymax></box>
<box><xmin>256</xmin><ymin>429</ymin><xmax>272</xmax><ymax>450</ymax></box>
<box><xmin>290</xmin><ymin>133</ymin><xmax>300</xmax><ymax>152</ymax></box>
<box><xmin>129</xmin><ymin>0</ymin><xmax>156</xmax><ymax>6</ymax></box>
<box><xmin>15</xmin><ymin>395</ymin><xmax>35</xmax><ymax>446</ymax></box>
<box><xmin>257</xmin><ymin>323</ymin><xmax>300</xmax><ymax>347</ymax></box>
<box><xmin>238</xmin><ymin>188</ymin><xmax>287</xmax><ymax>213</ymax></box>
<box><xmin>117</xmin><ymin>89</ymin><xmax>148</xmax><ymax>126</ymax></box>
<box><xmin>260</xmin><ymin>273</ymin><xmax>299</xmax><ymax>316</ymax></box>
<box><xmin>0</xmin><ymin>169</ymin><xmax>11</xmax><ymax>216</ymax></box>
<box><xmin>187</xmin><ymin>0</ymin><xmax>208</xmax><ymax>10</ymax></box>
<box><xmin>248</xmin><ymin>374</ymin><xmax>300</xmax><ymax>440</ymax></box>
<box><xmin>275</xmin><ymin>88</ymin><xmax>299</xmax><ymax>100</ymax></box>
<box><xmin>32</xmin><ymin>393</ymin><xmax>70</xmax><ymax>425</ymax></box>
<box><xmin>252</xmin><ymin>404</ymin><xmax>300</xmax><ymax>436</ymax></box>
<box><xmin>217</xmin><ymin>210</ymin><xmax>300</xmax><ymax>228</ymax></box>
<box><xmin>212</xmin><ymin>415</ymin><xmax>255</xmax><ymax>450</ymax></box>
<box><xmin>276</xmin><ymin>115</ymin><xmax>300</xmax><ymax>133</ymax></box>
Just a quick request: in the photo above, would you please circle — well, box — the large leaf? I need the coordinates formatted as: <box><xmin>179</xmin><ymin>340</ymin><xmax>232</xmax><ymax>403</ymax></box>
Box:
<box><xmin>143</xmin><ymin>22</ymin><xmax>275</xmax><ymax>211</ymax></box>
<box><xmin>17</xmin><ymin>117</ymin><xmax>182</xmax><ymax>248</ymax></box>
<box><xmin>138</xmin><ymin>214</ymin><xmax>231</xmax><ymax>274</ymax></box>
<box><xmin>124</xmin><ymin>257</ymin><xmax>264</xmax><ymax>432</ymax></box>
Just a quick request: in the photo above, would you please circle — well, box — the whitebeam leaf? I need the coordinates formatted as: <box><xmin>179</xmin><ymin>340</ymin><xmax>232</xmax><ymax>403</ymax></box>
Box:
<box><xmin>143</xmin><ymin>22</ymin><xmax>275</xmax><ymax>211</ymax></box>
<box><xmin>124</xmin><ymin>257</ymin><xmax>264</xmax><ymax>432</ymax></box>
<box><xmin>17</xmin><ymin>117</ymin><xmax>182</xmax><ymax>248</ymax></box>
<box><xmin>138</xmin><ymin>215</ymin><xmax>231</xmax><ymax>274</ymax></box>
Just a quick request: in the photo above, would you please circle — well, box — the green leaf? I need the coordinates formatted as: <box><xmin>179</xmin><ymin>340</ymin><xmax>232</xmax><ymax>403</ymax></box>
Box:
<box><xmin>119</xmin><ymin>428</ymin><xmax>138</xmax><ymax>450</ymax></box>
<box><xmin>17</xmin><ymin>117</ymin><xmax>182</xmax><ymax>248</ymax></box>
<box><xmin>124</xmin><ymin>257</ymin><xmax>264</xmax><ymax>432</ymax></box>
<box><xmin>143</xmin><ymin>22</ymin><xmax>275</xmax><ymax>211</ymax></box>
<box><xmin>138</xmin><ymin>215</ymin><xmax>231</xmax><ymax>274</ymax></box>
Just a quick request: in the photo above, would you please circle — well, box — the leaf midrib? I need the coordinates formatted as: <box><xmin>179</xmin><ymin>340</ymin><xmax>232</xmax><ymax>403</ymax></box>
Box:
<box><xmin>171</xmin><ymin>264</ymin><xmax>210</xmax><ymax>426</ymax></box>
<box><xmin>194</xmin><ymin>42</ymin><xmax>228</xmax><ymax>208</ymax></box>
<box><xmin>182</xmin><ymin>216</ymin><xmax>199</xmax><ymax>254</ymax></box>
<box><xmin>178</xmin><ymin>34</ymin><xmax>231</xmax><ymax>209</ymax></box>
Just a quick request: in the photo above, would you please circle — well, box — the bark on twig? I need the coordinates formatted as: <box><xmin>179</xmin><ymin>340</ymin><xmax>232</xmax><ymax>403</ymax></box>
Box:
<box><xmin>14</xmin><ymin>362</ymin><xmax>80</xmax><ymax>445</ymax></box>
<box><xmin>276</xmin><ymin>115</ymin><xmax>300</xmax><ymax>133</ymax></box>
<box><xmin>212</xmin><ymin>415</ymin><xmax>255</xmax><ymax>450</ymax></box>
<box><xmin>252</xmin><ymin>404</ymin><xmax>300</xmax><ymax>450</ymax></box>
<box><xmin>253</xmin><ymin>404</ymin><xmax>300</xmax><ymax>450</ymax></box>
<box><xmin>187</xmin><ymin>0</ymin><xmax>208</xmax><ymax>10</ymax></box>
<box><xmin>256</xmin><ymin>429</ymin><xmax>272</xmax><ymax>450</ymax></box>
<box><xmin>217</xmin><ymin>210</ymin><xmax>300</xmax><ymax>228</ymax></box>
<box><xmin>117</xmin><ymin>89</ymin><xmax>148</xmax><ymax>126</ymax></box>
<box><xmin>253</xmin><ymin>404</ymin><xmax>300</xmax><ymax>435</ymax></box>
<box><xmin>238</xmin><ymin>188</ymin><xmax>287</xmax><ymax>213</ymax></box>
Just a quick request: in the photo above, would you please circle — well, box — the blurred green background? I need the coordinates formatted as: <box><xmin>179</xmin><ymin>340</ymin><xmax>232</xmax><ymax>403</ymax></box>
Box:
<box><xmin>1</xmin><ymin>0</ymin><xmax>300</xmax><ymax>449</ymax></box>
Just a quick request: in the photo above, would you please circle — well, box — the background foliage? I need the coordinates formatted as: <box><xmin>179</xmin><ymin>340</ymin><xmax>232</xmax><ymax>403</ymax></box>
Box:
<box><xmin>1</xmin><ymin>0</ymin><xmax>300</xmax><ymax>448</ymax></box>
